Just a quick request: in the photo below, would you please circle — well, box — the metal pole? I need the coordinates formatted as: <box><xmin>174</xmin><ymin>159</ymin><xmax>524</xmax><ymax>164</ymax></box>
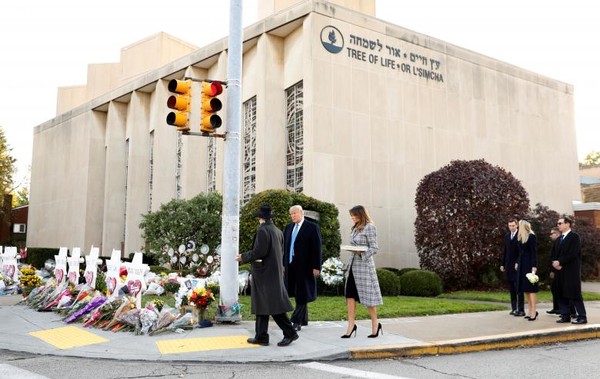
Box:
<box><xmin>216</xmin><ymin>0</ymin><xmax>243</xmax><ymax>322</ymax></box>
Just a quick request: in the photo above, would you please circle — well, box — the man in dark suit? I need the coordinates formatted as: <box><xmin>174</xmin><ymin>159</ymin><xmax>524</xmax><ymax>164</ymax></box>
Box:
<box><xmin>500</xmin><ymin>218</ymin><xmax>524</xmax><ymax>316</ymax></box>
<box><xmin>552</xmin><ymin>215</ymin><xmax>587</xmax><ymax>324</ymax></box>
<box><xmin>235</xmin><ymin>204</ymin><xmax>299</xmax><ymax>346</ymax></box>
<box><xmin>546</xmin><ymin>227</ymin><xmax>562</xmax><ymax>314</ymax></box>
<box><xmin>283</xmin><ymin>205</ymin><xmax>323</xmax><ymax>331</ymax></box>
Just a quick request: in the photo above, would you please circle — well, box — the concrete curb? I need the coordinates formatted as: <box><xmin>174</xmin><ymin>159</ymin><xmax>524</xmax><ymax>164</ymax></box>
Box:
<box><xmin>350</xmin><ymin>324</ymin><xmax>600</xmax><ymax>359</ymax></box>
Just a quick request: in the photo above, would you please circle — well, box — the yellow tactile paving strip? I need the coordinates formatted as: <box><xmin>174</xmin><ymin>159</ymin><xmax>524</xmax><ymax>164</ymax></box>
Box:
<box><xmin>156</xmin><ymin>335</ymin><xmax>259</xmax><ymax>354</ymax></box>
<box><xmin>29</xmin><ymin>326</ymin><xmax>108</xmax><ymax>349</ymax></box>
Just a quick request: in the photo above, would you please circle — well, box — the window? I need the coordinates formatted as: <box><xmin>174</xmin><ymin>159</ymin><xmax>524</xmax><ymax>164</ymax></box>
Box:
<box><xmin>207</xmin><ymin>138</ymin><xmax>216</xmax><ymax>193</ymax></box>
<box><xmin>148</xmin><ymin>130</ymin><xmax>154</xmax><ymax>211</ymax></box>
<box><xmin>13</xmin><ymin>224</ymin><xmax>26</xmax><ymax>233</ymax></box>
<box><xmin>286</xmin><ymin>81</ymin><xmax>304</xmax><ymax>193</ymax></box>
<box><xmin>176</xmin><ymin>133</ymin><xmax>182</xmax><ymax>198</ymax></box>
<box><xmin>242</xmin><ymin>96</ymin><xmax>257</xmax><ymax>204</ymax></box>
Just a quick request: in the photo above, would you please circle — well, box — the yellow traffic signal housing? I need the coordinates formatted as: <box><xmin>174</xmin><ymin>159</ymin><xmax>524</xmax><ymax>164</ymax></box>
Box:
<box><xmin>166</xmin><ymin>79</ymin><xmax>192</xmax><ymax>131</ymax></box>
<box><xmin>200</xmin><ymin>81</ymin><xmax>223</xmax><ymax>133</ymax></box>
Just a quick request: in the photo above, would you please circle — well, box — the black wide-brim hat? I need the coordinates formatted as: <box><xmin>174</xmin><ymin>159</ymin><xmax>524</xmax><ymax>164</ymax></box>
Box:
<box><xmin>256</xmin><ymin>204</ymin><xmax>274</xmax><ymax>219</ymax></box>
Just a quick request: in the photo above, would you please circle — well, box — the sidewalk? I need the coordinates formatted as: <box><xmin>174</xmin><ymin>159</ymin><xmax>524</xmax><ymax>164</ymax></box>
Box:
<box><xmin>1</xmin><ymin>285</ymin><xmax>600</xmax><ymax>363</ymax></box>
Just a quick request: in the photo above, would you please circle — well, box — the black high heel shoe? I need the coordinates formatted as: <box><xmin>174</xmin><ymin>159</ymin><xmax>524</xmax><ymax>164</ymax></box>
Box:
<box><xmin>341</xmin><ymin>324</ymin><xmax>357</xmax><ymax>338</ymax></box>
<box><xmin>528</xmin><ymin>311</ymin><xmax>539</xmax><ymax>321</ymax></box>
<box><xmin>368</xmin><ymin>323</ymin><xmax>382</xmax><ymax>338</ymax></box>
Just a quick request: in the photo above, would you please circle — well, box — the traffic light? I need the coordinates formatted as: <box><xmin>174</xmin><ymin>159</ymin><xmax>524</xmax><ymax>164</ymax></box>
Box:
<box><xmin>200</xmin><ymin>81</ymin><xmax>223</xmax><ymax>134</ymax></box>
<box><xmin>166</xmin><ymin>79</ymin><xmax>192</xmax><ymax>131</ymax></box>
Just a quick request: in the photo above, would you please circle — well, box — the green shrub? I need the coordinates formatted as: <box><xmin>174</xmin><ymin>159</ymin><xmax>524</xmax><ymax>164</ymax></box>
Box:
<box><xmin>240</xmin><ymin>189</ymin><xmax>341</xmax><ymax>262</ymax></box>
<box><xmin>139</xmin><ymin>192</ymin><xmax>223</xmax><ymax>274</ymax></box>
<box><xmin>478</xmin><ymin>264</ymin><xmax>501</xmax><ymax>288</ymax></box>
<box><xmin>238</xmin><ymin>263</ymin><xmax>252</xmax><ymax>273</ymax></box>
<box><xmin>376</xmin><ymin>268</ymin><xmax>401</xmax><ymax>296</ymax></box>
<box><xmin>382</xmin><ymin>267</ymin><xmax>402</xmax><ymax>277</ymax></box>
<box><xmin>23</xmin><ymin>248</ymin><xmax>60</xmax><ymax>269</ymax></box>
<box><xmin>95</xmin><ymin>271</ymin><xmax>108</xmax><ymax>293</ymax></box>
<box><xmin>398</xmin><ymin>270</ymin><xmax>443</xmax><ymax>297</ymax></box>
<box><xmin>398</xmin><ymin>267</ymin><xmax>418</xmax><ymax>276</ymax></box>
<box><xmin>317</xmin><ymin>276</ymin><xmax>344</xmax><ymax>296</ymax></box>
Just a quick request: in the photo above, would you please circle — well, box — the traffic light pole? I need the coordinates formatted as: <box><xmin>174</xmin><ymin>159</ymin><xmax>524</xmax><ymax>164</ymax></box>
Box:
<box><xmin>215</xmin><ymin>0</ymin><xmax>243</xmax><ymax>322</ymax></box>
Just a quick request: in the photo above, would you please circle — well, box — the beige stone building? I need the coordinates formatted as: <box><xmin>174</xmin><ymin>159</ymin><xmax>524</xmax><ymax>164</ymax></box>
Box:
<box><xmin>27</xmin><ymin>0</ymin><xmax>581</xmax><ymax>268</ymax></box>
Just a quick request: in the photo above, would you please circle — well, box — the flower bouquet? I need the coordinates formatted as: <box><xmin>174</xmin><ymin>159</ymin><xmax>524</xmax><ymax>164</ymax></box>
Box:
<box><xmin>166</xmin><ymin>313</ymin><xmax>196</xmax><ymax>332</ymax></box>
<box><xmin>321</xmin><ymin>257</ymin><xmax>345</xmax><ymax>286</ymax></box>
<box><xmin>137</xmin><ymin>306</ymin><xmax>159</xmax><ymax>335</ymax></box>
<box><xmin>88</xmin><ymin>297</ymin><xmax>125</xmax><ymax>329</ymax></box>
<box><xmin>112</xmin><ymin>308</ymin><xmax>141</xmax><ymax>332</ymax></box>
<box><xmin>82</xmin><ymin>297</ymin><xmax>122</xmax><ymax>328</ymax></box>
<box><xmin>148</xmin><ymin>307</ymin><xmax>179</xmax><ymax>336</ymax></box>
<box><xmin>189</xmin><ymin>287</ymin><xmax>215</xmax><ymax>309</ymax></box>
<box><xmin>19</xmin><ymin>267</ymin><xmax>43</xmax><ymax>297</ymax></box>
<box><xmin>38</xmin><ymin>283</ymin><xmax>72</xmax><ymax>311</ymax></box>
<box><xmin>65</xmin><ymin>296</ymin><xmax>106</xmax><ymax>323</ymax></box>
<box><xmin>104</xmin><ymin>297</ymin><xmax>135</xmax><ymax>331</ymax></box>
<box><xmin>188</xmin><ymin>287</ymin><xmax>215</xmax><ymax>327</ymax></box>
<box><xmin>23</xmin><ymin>285</ymin><xmax>52</xmax><ymax>308</ymax></box>
<box><xmin>526</xmin><ymin>272</ymin><xmax>539</xmax><ymax>284</ymax></box>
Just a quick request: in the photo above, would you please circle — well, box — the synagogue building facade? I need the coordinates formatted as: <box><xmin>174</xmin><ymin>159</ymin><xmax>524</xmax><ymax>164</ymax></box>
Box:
<box><xmin>27</xmin><ymin>0</ymin><xmax>580</xmax><ymax>268</ymax></box>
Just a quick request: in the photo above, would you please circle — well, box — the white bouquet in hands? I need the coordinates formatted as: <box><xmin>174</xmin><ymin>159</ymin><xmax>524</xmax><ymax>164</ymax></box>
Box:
<box><xmin>526</xmin><ymin>272</ymin><xmax>539</xmax><ymax>284</ymax></box>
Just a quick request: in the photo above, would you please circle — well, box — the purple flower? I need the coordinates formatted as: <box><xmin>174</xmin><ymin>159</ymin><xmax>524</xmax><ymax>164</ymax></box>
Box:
<box><xmin>65</xmin><ymin>297</ymin><xmax>107</xmax><ymax>323</ymax></box>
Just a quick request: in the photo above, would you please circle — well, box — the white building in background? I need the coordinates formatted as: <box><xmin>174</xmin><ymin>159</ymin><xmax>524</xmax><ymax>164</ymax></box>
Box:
<box><xmin>27</xmin><ymin>0</ymin><xmax>580</xmax><ymax>268</ymax></box>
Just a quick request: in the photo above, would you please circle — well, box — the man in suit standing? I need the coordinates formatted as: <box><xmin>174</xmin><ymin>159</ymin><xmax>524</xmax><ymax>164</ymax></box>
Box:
<box><xmin>546</xmin><ymin>227</ymin><xmax>562</xmax><ymax>314</ymax></box>
<box><xmin>552</xmin><ymin>215</ymin><xmax>587</xmax><ymax>324</ymax></box>
<box><xmin>500</xmin><ymin>218</ymin><xmax>524</xmax><ymax>316</ymax></box>
<box><xmin>235</xmin><ymin>204</ymin><xmax>299</xmax><ymax>346</ymax></box>
<box><xmin>283</xmin><ymin>205</ymin><xmax>323</xmax><ymax>331</ymax></box>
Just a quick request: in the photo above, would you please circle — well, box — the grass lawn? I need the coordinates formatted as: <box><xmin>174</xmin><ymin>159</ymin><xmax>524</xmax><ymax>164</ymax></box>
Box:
<box><xmin>144</xmin><ymin>294</ymin><xmax>508</xmax><ymax>321</ymax></box>
<box><xmin>144</xmin><ymin>289</ymin><xmax>600</xmax><ymax>322</ymax></box>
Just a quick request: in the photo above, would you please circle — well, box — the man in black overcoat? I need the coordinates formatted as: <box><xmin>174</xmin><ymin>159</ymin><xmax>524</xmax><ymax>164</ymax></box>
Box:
<box><xmin>500</xmin><ymin>218</ymin><xmax>524</xmax><ymax>316</ymax></box>
<box><xmin>552</xmin><ymin>215</ymin><xmax>587</xmax><ymax>324</ymax></box>
<box><xmin>235</xmin><ymin>205</ymin><xmax>299</xmax><ymax>346</ymax></box>
<box><xmin>283</xmin><ymin>205</ymin><xmax>323</xmax><ymax>330</ymax></box>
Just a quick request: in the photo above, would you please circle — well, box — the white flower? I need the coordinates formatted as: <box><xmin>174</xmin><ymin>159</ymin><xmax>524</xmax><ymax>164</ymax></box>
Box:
<box><xmin>321</xmin><ymin>257</ymin><xmax>345</xmax><ymax>286</ymax></box>
<box><xmin>526</xmin><ymin>273</ymin><xmax>539</xmax><ymax>284</ymax></box>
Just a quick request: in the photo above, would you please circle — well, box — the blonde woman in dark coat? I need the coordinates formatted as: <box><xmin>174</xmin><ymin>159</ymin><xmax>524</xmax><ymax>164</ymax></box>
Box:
<box><xmin>515</xmin><ymin>220</ymin><xmax>539</xmax><ymax>321</ymax></box>
<box><xmin>341</xmin><ymin>205</ymin><xmax>383</xmax><ymax>339</ymax></box>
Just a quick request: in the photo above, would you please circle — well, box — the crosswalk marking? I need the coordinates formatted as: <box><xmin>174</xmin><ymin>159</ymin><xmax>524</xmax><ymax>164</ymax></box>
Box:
<box><xmin>0</xmin><ymin>364</ymin><xmax>49</xmax><ymax>379</ymax></box>
<box><xmin>298</xmin><ymin>362</ymin><xmax>412</xmax><ymax>378</ymax></box>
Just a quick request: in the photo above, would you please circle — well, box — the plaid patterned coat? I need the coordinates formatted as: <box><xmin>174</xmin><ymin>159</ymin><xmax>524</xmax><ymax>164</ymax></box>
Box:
<box><xmin>345</xmin><ymin>223</ymin><xmax>383</xmax><ymax>307</ymax></box>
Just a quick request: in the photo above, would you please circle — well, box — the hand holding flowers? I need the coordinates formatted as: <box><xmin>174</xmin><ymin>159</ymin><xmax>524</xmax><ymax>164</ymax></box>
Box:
<box><xmin>526</xmin><ymin>272</ymin><xmax>539</xmax><ymax>284</ymax></box>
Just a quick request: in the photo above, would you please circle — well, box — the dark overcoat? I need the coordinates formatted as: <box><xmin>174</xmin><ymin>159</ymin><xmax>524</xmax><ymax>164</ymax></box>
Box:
<box><xmin>516</xmin><ymin>233</ymin><xmax>538</xmax><ymax>293</ymax></box>
<box><xmin>283</xmin><ymin>220</ymin><xmax>323</xmax><ymax>304</ymax></box>
<box><xmin>501</xmin><ymin>231</ymin><xmax>519</xmax><ymax>281</ymax></box>
<box><xmin>554</xmin><ymin>231</ymin><xmax>583</xmax><ymax>300</ymax></box>
<box><xmin>241</xmin><ymin>221</ymin><xmax>293</xmax><ymax>315</ymax></box>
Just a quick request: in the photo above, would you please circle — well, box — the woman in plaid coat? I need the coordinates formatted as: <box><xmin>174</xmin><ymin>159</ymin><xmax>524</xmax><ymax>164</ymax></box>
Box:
<box><xmin>341</xmin><ymin>205</ymin><xmax>383</xmax><ymax>339</ymax></box>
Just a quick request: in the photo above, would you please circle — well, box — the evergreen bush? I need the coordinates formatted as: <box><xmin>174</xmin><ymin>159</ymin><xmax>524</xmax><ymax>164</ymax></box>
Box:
<box><xmin>398</xmin><ymin>269</ymin><xmax>443</xmax><ymax>297</ymax></box>
<box><xmin>398</xmin><ymin>267</ymin><xmax>418</xmax><ymax>277</ymax></box>
<box><xmin>376</xmin><ymin>268</ymin><xmax>401</xmax><ymax>296</ymax></box>
<box><xmin>317</xmin><ymin>276</ymin><xmax>344</xmax><ymax>296</ymax></box>
<box><xmin>22</xmin><ymin>248</ymin><xmax>60</xmax><ymax>269</ymax></box>
<box><xmin>381</xmin><ymin>267</ymin><xmax>402</xmax><ymax>277</ymax></box>
<box><xmin>240</xmin><ymin>189</ymin><xmax>341</xmax><ymax>262</ymax></box>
